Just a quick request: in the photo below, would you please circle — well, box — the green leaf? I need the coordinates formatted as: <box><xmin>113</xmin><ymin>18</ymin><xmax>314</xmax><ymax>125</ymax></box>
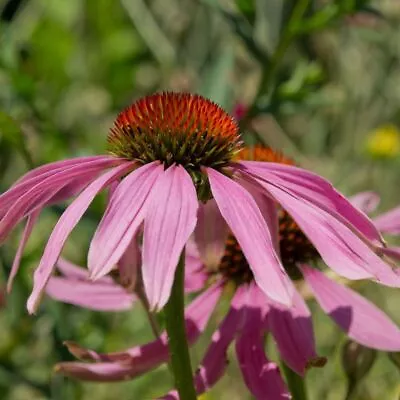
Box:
<box><xmin>201</xmin><ymin>0</ymin><xmax>267</xmax><ymax>63</ymax></box>
<box><xmin>197</xmin><ymin>43</ymin><xmax>235</xmax><ymax>110</ymax></box>
<box><xmin>235</xmin><ymin>0</ymin><xmax>256</xmax><ymax>25</ymax></box>
<box><xmin>0</xmin><ymin>112</ymin><xmax>33</xmax><ymax>167</ymax></box>
<box><xmin>254</xmin><ymin>0</ymin><xmax>285</xmax><ymax>54</ymax></box>
<box><xmin>0</xmin><ymin>111</ymin><xmax>24</xmax><ymax>147</ymax></box>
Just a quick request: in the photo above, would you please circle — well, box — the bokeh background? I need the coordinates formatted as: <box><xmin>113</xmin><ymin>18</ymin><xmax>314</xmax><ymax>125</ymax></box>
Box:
<box><xmin>1</xmin><ymin>0</ymin><xmax>400</xmax><ymax>399</ymax></box>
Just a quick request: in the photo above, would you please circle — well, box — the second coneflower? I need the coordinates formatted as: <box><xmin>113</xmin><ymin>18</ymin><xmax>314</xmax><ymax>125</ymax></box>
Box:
<box><xmin>1</xmin><ymin>92</ymin><xmax>399</xmax><ymax>315</ymax></box>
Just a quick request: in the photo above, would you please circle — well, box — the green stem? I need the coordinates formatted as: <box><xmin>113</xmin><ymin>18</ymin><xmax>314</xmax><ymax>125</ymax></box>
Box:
<box><xmin>281</xmin><ymin>361</ymin><xmax>308</xmax><ymax>400</ymax></box>
<box><xmin>20</xmin><ymin>143</ymin><xmax>35</xmax><ymax>169</ymax></box>
<box><xmin>164</xmin><ymin>249</ymin><xmax>197</xmax><ymax>400</ymax></box>
<box><xmin>242</xmin><ymin>0</ymin><xmax>311</xmax><ymax>124</ymax></box>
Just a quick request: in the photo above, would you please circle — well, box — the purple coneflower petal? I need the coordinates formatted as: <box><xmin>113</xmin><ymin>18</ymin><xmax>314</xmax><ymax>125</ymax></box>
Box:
<box><xmin>88</xmin><ymin>162</ymin><xmax>163</xmax><ymax>281</ymax></box>
<box><xmin>12</xmin><ymin>156</ymin><xmax>114</xmax><ymax>186</ymax></box>
<box><xmin>195</xmin><ymin>199</ymin><xmax>228</xmax><ymax>268</ymax></box>
<box><xmin>27</xmin><ymin>162</ymin><xmax>134</xmax><ymax>314</ymax></box>
<box><xmin>236</xmin><ymin>331</ymin><xmax>291</xmax><ymax>400</ymax></box>
<box><xmin>301</xmin><ymin>265</ymin><xmax>400</xmax><ymax>351</ymax></box>
<box><xmin>207</xmin><ymin>167</ymin><xmax>293</xmax><ymax>306</ymax></box>
<box><xmin>236</xmin><ymin>285</ymin><xmax>290</xmax><ymax>400</ymax></box>
<box><xmin>268</xmin><ymin>290</ymin><xmax>325</xmax><ymax>376</ymax></box>
<box><xmin>46</xmin><ymin>276</ymin><xmax>135</xmax><ymax>311</ymax></box>
<box><xmin>238</xmin><ymin>177</ymin><xmax>280</xmax><ymax>252</ymax></box>
<box><xmin>118</xmin><ymin>235</ymin><xmax>140</xmax><ymax>290</ymax></box>
<box><xmin>1</xmin><ymin>156</ymin><xmax>118</xmax><ymax>214</ymax></box>
<box><xmin>349</xmin><ymin>192</ymin><xmax>380</xmax><ymax>214</ymax></box>
<box><xmin>239</xmin><ymin>162</ymin><xmax>383</xmax><ymax>244</ymax></box>
<box><xmin>54</xmin><ymin>361</ymin><xmax>144</xmax><ymax>382</ymax></box>
<box><xmin>67</xmin><ymin>283</ymin><xmax>222</xmax><ymax>363</ymax></box>
<box><xmin>57</xmin><ymin>283</ymin><xmax>223</xmax><ymax>380</ymax></box>
<box><xmin>7</xmin><ymin>209</ymin><xmax>40</xmax><ymax>292</ymax></box>
<box><xmin>380</xmin><ymin>247</ymin><xmax>400</xmax><ymax>262</ymax></box>
<box><xmin>251</xmin><ymin>180</ymin><xmax>400</xmax><ymax>285</ymax></box>
<box><xmin>0</xmin><ymin>157</ymin><xmax>121</xmax><ymax>241</ymax></box>
<box><xmin>184</xmin><ymin>252</ymin><xmax>207</xmax><ymax>293</ymax></box>
<box><xmin>236</xmin><ymin>331</ymin><xmax>290</xmax><ymax>400</ymax></box>
<box><xmin>373</xmin><ymin>205</ymin><xmax>400</xmax><ymax>235</ymax></box>
<box><xmin>55</xmin><ymin>258</ymin><xmax>102</xmax><ymax>281</ymax></box>
<box><xmin>142</xmin><ymin>165</ymin><xmax>198</xmax><ymax>311</ymax></box>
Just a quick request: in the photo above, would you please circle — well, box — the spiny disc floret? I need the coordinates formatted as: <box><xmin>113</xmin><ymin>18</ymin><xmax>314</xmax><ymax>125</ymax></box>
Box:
<box><xmin>108</xmin><ymin>92</ymin><xmax>242</xmax><ymax>170</ymax></box>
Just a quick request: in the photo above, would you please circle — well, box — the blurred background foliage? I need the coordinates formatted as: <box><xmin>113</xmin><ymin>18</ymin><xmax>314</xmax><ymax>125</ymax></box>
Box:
<box><xmin>1</xmin><ymin>0</ymin><xmax>400</xmax><ymax>399</ymax></box>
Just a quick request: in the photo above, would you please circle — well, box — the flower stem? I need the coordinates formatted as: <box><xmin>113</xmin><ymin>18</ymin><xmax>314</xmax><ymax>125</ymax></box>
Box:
<box><xmin>281</xmin><ymin>361</ymin><xmax>308</xmax><ymax>400</ymax></box>
<box><xmin>242</xmin><ymin>0</ymin><xmax>311</xmax><ymax>124</ymax></box>
<box><xmin>164</xmin><ymin>249</ymin><xmax>197</xmax><ymax>399</ymax></box>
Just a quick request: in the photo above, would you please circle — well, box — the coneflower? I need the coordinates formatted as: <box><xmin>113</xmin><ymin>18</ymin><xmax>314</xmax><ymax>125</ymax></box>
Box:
<box><xmin>1</xmin><ymin>93</ymin><xmax>398</xmax><ymax>315</ymax></box>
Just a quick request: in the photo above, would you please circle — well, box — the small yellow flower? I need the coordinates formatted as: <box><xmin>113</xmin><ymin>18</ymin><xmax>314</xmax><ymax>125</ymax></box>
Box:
<box><xmin>366</xmin><ymin>124</ymin><xmax>400</xmax><ymax>159</ymax></box>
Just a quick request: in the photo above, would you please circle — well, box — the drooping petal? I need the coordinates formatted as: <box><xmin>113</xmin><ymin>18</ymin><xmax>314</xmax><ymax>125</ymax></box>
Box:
<box><xmin>46</xmin><ymin>276</ymin><xmax>135</xmax><ymax>311</ymax></box>
<box><xmin>349</xmin><ymin>192</ymin><xmax>380</xmax><ymax>214</ymax></box>
<box><xmin>238</xmin><ymin>161</ymin><xmax>383</xmax><ymax>244</ymax></box>
<box><xmin>54</xmin><ymin>361</ymin><xmax>147</xmax><ymax>382</ymax></box>
<box><xmin>65</xmin><ymin>283</ymin><xmax>223</xmax><ymax>364</ymax></box>
<box><xmin>57</xmin><ymin>284</ymin><xmax>222</xmax><ymax>383</ymax></box>
<box><xmin>13</xmin><ymin>156</ymin><xmax>114</xmax><ymax>186</ymax></box>
<box><xmin>27</xmin><ymin>163</ymin><xmax>134</xmax><ymax>314</ymax></box>
<box><xmin>55</xmin><ymin>258</ymin><xmax>92</xmax><ymax>280</ymax></box>
<box><xmin>117</xmin><ymin>235</ymin><xmax>140</xmax><ymax>290</ymax></box>
<box><xmin>1</xmin><ymin>156</ymin><xmax>119</xmax><ymax>215</ymax></box>
<box><xmin>268</xmin><ymin>290</ymin><xmax>326</xmax><ymax>376</ymax></box>
<box><xmin>236</xmin><ymin>284</ymin><xmax>290</xmax><ymax>400</ymax></box>
<box><xmin>56</xmin><ymin>258</ymin><xmax>113</xmax><ymax>283</ymax></box>
<box><xmin>373</xmin><ymin>205</ymin><xmax>400</xmax><ymax>235</ymax></box>
<box><xmin>0</xmin><ymin>157</ymin><xmax>122</xmax><ymax>242</ymax></box>
<box><xmin>7</xmin><ymin>209</ymin><xmax>40</xmax><ymax>292</ymax></box>
<box><xmin>88</xmin><ymin>162</ymin><xmax>163</xmax><ymax>280</ymax></box>
<box><xmin>207</xmin><ymin>167</ymin><xmax>293</xmax><ymax>306</ymax></box>
<box><xmin>301</xmin><ymin>265</ymin><xmax>400</xmax><ymax>351</ymax></box>
<box><xmin>195</xmin><ymin>199</ymin><xmax>228</xmax><ymax>268</ymax></box>
<box><xmin>184</xmin><ymin>250</ymin><xmax>207</xmax><ymax>293</ymax></box>
<box><xmin>238</xmin><ymin>177</ymin><xmax>280</xmax><ymax>253</ymax></box>
<box><xmin>242</xmin><ymin>169</ymin><xmax>400</xmax><ymax>286</ymax></box>
<box><xmin>142</xmin><ymin>165</ymin><xmax>198</xmax><ymax>310</ymax></box>
<box><xmin>236</xmin><ymin>331</ymin><xmax>290</xmax><ymax>400</ymax></box>
<box><xmin>381</xmin><ymin>247</ymin><xmax>400</xmax><ymax>263</ymax></box>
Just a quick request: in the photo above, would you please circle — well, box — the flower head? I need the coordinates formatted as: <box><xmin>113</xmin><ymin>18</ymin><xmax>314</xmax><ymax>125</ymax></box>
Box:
<box><xmin>108</xmin><ymin>92</ymin><xmax>242</xmax><ymax>199</ymax></box>
<box><xmin>1</xmin><ymin>93</ymin><xmax>399</xmax><ymax>316</ymax></box>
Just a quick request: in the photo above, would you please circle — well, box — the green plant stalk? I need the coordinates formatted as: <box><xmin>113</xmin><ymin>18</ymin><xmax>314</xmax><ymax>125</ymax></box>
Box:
<box><xmin>164</xmin><ymin>249</ymin><xmax>197</xmax><ymax>400</ymax></box>
<box><xmin>243</xmin><ymin>0</ymin><xmax>311</xmax><ymax>124</ymax></box>
<box><xmin>281</xmin><ymin>361</ymin><xmax>308</xmax><ymax>400</ymax></box>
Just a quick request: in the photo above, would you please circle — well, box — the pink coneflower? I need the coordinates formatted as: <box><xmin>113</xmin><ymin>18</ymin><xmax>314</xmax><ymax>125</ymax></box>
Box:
<box><xmin>54</xmin><ymin>147</ymin><xmax>400</xmax><ymax>399</ymax></box>
<box><xmin>1</xmin><ymin>93</ymin><xmax>399</xmax><ymax>315</ymax></box>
